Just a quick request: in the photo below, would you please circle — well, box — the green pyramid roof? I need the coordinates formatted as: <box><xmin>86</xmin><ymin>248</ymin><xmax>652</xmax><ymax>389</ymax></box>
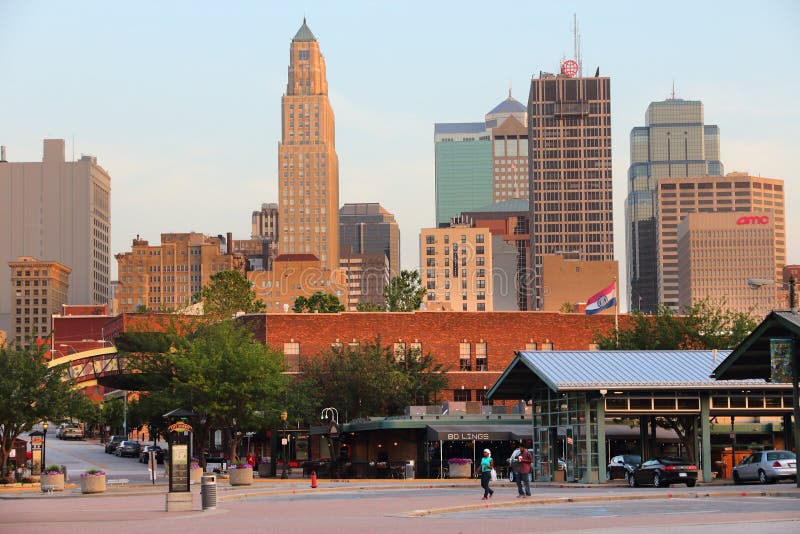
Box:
<box><xmin>293</xmin><ymin>18</ymin><xmax>317</xmax><ymax>42</ymax></box>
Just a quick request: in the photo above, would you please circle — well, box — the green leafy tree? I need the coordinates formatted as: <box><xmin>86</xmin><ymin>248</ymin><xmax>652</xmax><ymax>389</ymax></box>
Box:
<box><xmin>298</xmin><ymin>338</ymin><xmax>448</xmax><ymax>421</ymax></box>
<box><xmin>384</xmin><ymin>270</ymin><xmax>426</xmax><ymax>312</ymax></box>
<box><xmin>594</xmin><ymin>298</ymin><xmax>756</xmax><ymax>350</ymax></box>
<box><xmin>559</xmin><ymin>302</ymin><xmax>576</xmax><ymax>313</ymax></box>
<box><xmin>355</xmin><ymin>301</ymin><xmax>385</xmax><ymax>312</ymax></box>
<box><xmin>198</xmin><ymin>270</ymin><xmax>265</xmax><ymax>320</ymax></box>
<box><xmin>292</xmin><ymin>291</ymin><xmax>345</xmax><ymax>313</ymax></box>
<box><xmin>0</xmin><ymin>341</ymin><xmax>81</xmax><ymax>472</ymax></box>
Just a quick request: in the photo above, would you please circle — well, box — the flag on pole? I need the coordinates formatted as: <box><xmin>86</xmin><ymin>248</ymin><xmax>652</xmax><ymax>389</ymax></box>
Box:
<box><xmin>585</xmin><ymin>282</ymin><xmax>616</xmax><ymax>315</ymax></box>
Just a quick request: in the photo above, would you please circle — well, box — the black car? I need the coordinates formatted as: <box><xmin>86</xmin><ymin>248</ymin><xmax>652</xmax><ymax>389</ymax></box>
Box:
<box><xmin>104</xmin><ymin>435</ymin><xmax>126</xmax><ymax>454</ymax></box>
<box><xmin>114</xmin><ymin>440</ymin><xmax>142</xmax><ymax>458</ymax></box>
<box><xmin>139</xmin><ymin>445</ymin><xmax>165</xmax><ymax>464</ymax></box>
<box><xmin>628</xmin><ymin>457</ymin><xmax>698</xmax><ymax>488</ymax></box>
<box><xmin>608</xmin><ymin>454</ymin><xmax>641</xmax><ymax>480</ymax></box>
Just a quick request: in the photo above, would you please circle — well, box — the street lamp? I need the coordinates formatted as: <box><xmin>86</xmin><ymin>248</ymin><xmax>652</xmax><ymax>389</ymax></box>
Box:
<box><xmin>747</xmin><ymin>277</ymin><xmax>797</xmax><ymax>311</ymax></box>
<box><xmin>280</xmin><ymin>411</ymin><xmax>288</xmax><ymax>479</ymax></box>
<box><xmin>42</xmin><ymin>422</ymin><xmax>49</xmax><ymax>472</ymax></box>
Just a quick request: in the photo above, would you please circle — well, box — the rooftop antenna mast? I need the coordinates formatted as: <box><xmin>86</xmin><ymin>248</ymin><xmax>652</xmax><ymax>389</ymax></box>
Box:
<box><xmin>573</xmin><ymin>13</ymin><xmax>582</xmax><ymax>77</ymax></box>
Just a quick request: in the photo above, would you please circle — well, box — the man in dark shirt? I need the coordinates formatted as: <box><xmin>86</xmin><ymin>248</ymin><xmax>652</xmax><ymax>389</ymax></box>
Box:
<box><xmin>516</xmin><ymin>444</ymin><xmax>533</xmax><ymax>497</ymax></box>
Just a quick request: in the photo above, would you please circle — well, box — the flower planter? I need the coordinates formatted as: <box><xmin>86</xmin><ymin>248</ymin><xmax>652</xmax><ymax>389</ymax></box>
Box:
<box><xmin>80</xmin><ymin>474</ymin><xmax>106</xmax><ymax>494</ymax></box>
<box><xmin>448</xmin><ymin>462</ymin><xmax>473</xmax><ymax>479</ymax></box>
<box><xmin>190</xmin><ymin>468</ymin><xmax>203</xmax><ymax>484</ymax></box>
<box><xmin>40</xmin><ymin>473</ymin><xmax>65</xmax><ymax>492</ymax></box>
<box><xmin>228</xmin><ymin>467</ymin><xmax>253</xmax><ymax>486</ymax></box>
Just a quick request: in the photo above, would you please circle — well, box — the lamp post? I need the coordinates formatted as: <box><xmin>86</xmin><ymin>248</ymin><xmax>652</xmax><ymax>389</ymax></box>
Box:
<box><xmin>280</xmin><ymin>411</ymin><xmax>288</xmax><ymax>479</ymax></box>
<box><xmin>42</xmin><ymin>422</ymin><xmax>49</xmax><ymax>472</ymax></box>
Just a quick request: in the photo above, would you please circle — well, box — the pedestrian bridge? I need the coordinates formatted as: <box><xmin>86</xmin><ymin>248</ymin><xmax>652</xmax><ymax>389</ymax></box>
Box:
<box><xmin>47</xmin><ymin>347</ymin><xmax>158</xmax><ymax>391</ymax></box>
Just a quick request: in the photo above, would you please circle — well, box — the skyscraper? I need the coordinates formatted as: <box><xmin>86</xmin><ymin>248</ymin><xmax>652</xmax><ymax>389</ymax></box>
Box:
<box><xmin>278</xmin><ymin>19</ymin><xmax>339</xmax><ymax>271</ymax></box>
<box><xmin>527</xmin><ymin>65</ymin><xmax>614</xmax><ymax>311</ymax></box>
<box><xmin>0</xmin><ymin>139</ymin><xmax>111</xmax><ymax>334</ymax></box>
<box><xmin>339</xmin><ymin>203</ymin><xmax>400</xmax><ymax>278</ymax></box>
<box><xmin>626</xmin><ymin>98</ymin><xmax>723</xmax><ymax>311</ymax></box>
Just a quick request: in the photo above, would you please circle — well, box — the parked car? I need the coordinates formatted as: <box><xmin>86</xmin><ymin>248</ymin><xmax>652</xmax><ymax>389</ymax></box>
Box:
<box><xmin>732</xmin><ymin>450</ymin><xmax>797</xmax><ymax>484</ymax></box>
<box><xmin>608</xmin><ymin>454</ymin><xmax>641</xmax><ymax>480</ymax></box>
<box><xmin>114</xmin><ymin>440</ymin><xmax>141</xmax><ymax>457</ymax></box>
<box><xmin>139</xmin><ymin>445</ymin><xmax>165</xmax><ymax>464</ymax></box>
<box><xmin>104</xmin><ymin>435</ymin><xmax>126</xmax><ymax>454</ymax></box>
<box><xmin>628</xmin><ymin>457</ymin><xmax>697</xmax><ymax>488</ymax></box>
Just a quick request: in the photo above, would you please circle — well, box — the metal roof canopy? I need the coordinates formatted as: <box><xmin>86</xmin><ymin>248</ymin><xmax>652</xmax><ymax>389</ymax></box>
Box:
<box><xmin>712</xmin><ymin>311</ymin><xmax>800</xmax><ymax>380</ymax></box>
<box><xmin>488</xmin><ymin>350</ymin><xmax>784</xmax><ymax>400</ymax></box>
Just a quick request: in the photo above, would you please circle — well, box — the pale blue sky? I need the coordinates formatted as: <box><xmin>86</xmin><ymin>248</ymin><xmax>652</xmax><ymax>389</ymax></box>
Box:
<box><xmin>1</xmin><ymin>0</ymin><xmax>798</xmax><ymax>310</ymax></box>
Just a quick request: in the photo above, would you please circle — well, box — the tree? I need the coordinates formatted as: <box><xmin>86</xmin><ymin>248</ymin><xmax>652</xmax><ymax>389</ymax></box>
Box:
<box><xmin>298</xmin><ymin>338</ymin><xmax>449</xmax><ymax>421</ymax></box>
<box><xmin>356</xmin><ymin>301</ymin><xmax>385</xmax><ymax>312</ymax></box>
<box><xmin>559</xmin><ymin>302</ymin><xmax>576</xmax><ymax>313</ymax></box>
<box><xmin>594</xmin><ymin>298</ymin><xmax>756</xmax><ymax>350</ymax></box>
<box><xmin>292</xmin><ymin>291</ymin><xmax>345</xmax><ymax>313</ymax></box>
<box><xmin>0</xmin><ymin>341</ymin><xmax>81</xmax><ymax>472</ymax></box>
<box><xmin>384</xmin><ymin>270</ymin><xmax>426</xmax><ymax>312</ymax></box>
<box><xmin>198</xmin><ymin>270</ymin><xmax>265</xmax><ymax>320</ymax></box>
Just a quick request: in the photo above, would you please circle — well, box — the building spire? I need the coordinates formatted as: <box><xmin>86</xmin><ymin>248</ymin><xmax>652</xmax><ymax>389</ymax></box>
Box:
<box><xmin>293</xmin><ymin>17</ymin><xmax>317</xmax><ymax>42</ymax></box>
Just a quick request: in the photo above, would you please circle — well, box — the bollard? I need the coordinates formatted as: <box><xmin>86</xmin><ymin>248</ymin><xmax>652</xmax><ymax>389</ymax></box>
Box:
<box><xmin>311</xmin><ymin>471</ymin><xmax>317</xmax><ymax>488</ymax></box>
<box><xmin>200</xmin><ymin>475</ymin><xmax>217</xmax><ymax>511</ymax></box>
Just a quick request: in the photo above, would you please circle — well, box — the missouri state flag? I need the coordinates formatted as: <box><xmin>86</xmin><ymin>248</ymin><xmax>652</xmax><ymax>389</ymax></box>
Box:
<box><xmin>585</xmin><ymin>282</ymin><xmax>616</xmax><ymax>315</ymax></box>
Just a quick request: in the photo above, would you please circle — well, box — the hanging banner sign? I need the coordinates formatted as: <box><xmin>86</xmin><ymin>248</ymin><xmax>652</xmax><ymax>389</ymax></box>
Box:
<box><xmin>770</xmin><ymin>338</ymin><xmax>793</xmax><ymax>383</ymax></box>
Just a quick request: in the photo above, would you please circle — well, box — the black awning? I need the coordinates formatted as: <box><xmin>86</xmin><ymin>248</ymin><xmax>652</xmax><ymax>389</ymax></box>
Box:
<box><xmin>426</xmin><ymin>424</ymin><xmax>531</xmax><ymax>442</ymax></box>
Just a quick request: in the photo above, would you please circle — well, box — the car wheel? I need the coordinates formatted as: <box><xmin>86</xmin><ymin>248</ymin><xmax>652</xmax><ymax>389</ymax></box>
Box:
<box><xmin>733</xmin><ymin>472</ymin><xmax>742</xmax><ymax>485</ymax></box>
<box><xmin>628</xmin><ymin>473</ymin><xmax>638</xmax><ymax>488</ymax></box>
<box><xmin>686</xmin><ymin>480</ymin><xmax>696</xmax><ymax>488</ymax></box>
<box><xmin>758</xmin><ymin>470</ymin><xmax>769</xmax><ymax>484</ymax></box>
<box><xmin>653</xmin><ymin>472</ymin><xmax>664</xmax><ymax>487</ymax></box>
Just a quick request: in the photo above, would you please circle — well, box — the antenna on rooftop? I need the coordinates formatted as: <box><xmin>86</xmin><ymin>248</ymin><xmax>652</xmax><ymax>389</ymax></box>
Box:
<box><xmin>573</xmin><ymin>13</ymin><xmax>582</xmax><ymax>77</ymax></box>
<box><xmin>671</xmin><ymin>80</ymin><xmax>676</xmax><ymax>99</ymax></box>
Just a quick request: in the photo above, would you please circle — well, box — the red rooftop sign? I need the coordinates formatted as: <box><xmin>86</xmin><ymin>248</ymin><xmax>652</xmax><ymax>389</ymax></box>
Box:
<box><xmin>737</xmin><ymin>215</ymin><xmax>769</xmax><ymax>225</ymax></box>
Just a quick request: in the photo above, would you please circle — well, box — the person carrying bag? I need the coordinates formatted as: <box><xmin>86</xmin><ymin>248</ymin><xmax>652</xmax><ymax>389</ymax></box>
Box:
<box><xmin>478</xmin><ymin>448</ymin><xmax>495</xmax><ymax>500</ymax></box>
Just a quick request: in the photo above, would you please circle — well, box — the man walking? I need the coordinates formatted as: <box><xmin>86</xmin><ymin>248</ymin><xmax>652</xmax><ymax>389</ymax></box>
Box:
<box><xmin>516</xmin><ymin>444</ymin><xmax>532</xmax><ymax>497</ymax></box>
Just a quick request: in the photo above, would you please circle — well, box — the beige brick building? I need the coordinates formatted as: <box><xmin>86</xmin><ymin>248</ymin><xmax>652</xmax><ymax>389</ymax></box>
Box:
<box><xmin>657</xmin><ymin>172</ymin><xmax>785</xmax><ymax>308</ymax></box>
<box><xmin>677</xmin><ymin>212</ymin><xmax>777</xmax><ymax>318</ymax></box>
<box><xmin>420</xmin><ymin>223</ymin><xmax>493</xmax><ymax>312</ymax></box>
<box><xmin>248</xmin><ymin>254</ymin><xmax>347</xmax><ymax>313</ymax></box>
<box><xmin>9</xmin><ymin>256</ymin><xmax>70</xmax><ymax>348</ymax></box>
<box><xmin>278</xmin><ymin>20</ymin><xmax>339</xmax><ymax>271</ymax></box>
<box><xmin>114</xmin><ymin>233</ymin><xmax>244</xmax><ymax>313</ymax></box>
<box><xmin>339</xmin><ymin>252</ymin><xmax>390</xmax><ymax>311</ymax></box>
<box><xmin>541</xmin><ymin>254</ymin><xmax>618</xmax><ymax>314</ymax></box>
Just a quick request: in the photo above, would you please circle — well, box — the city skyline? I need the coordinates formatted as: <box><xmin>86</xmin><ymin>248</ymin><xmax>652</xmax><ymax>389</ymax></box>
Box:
<box><xmin>1</xmin><ymin>1</ymin><xmax>798</xmax><ymax>311</ymax></box>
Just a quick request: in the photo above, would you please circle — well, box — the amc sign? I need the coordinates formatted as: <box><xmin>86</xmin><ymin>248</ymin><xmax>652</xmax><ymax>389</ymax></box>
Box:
<box><xmin>737</xmin><ymin>215</ymin><xmax>770</xmax><ymax>225</ymax></box>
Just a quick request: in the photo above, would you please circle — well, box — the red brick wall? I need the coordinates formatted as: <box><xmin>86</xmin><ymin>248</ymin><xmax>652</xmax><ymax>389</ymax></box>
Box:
<box><xmin>241</xmin><ymin>311</ymin><xmax>616</xmax><ymax>400</ymax></box>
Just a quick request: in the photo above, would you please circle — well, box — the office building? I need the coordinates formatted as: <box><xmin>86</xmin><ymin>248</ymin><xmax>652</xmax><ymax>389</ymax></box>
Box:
<box><xmin>339</xmin><ymin>251</ymin><xmax>390</xmax><ymax>311</ymax></box>
<box><xmin>527</xmin><ymin>66</ymin><xmax>614</xmax><ymax>310</ymax></box>
<box><xmin>0</xmin><ymin>139</ymin><xmax>111</xmax><ymax>334</ymax></box>
<box><xmin>541</xmin><ymin>254</ymin><xmax>618</xmax><ymax>314</ymax></box>
<box><xmin>435</xmin><ymin>92</ymin><xmax>528</xmax><ymax>226</ymax></box>
<box><xmin>339</xmin><ymin>203</ymin><xmax>400</xmax><ymax>278</ymax></box>
<box><xmin>677</xmin><ymin>212</ymin><xmax>776</xmax><ymax>318</ymax></box>
<box><xmin>114</xmin><ymin>233</ymin><xmax>245</xmax><ymax>313</ymax></box>
<box><xmin>420</xmin><ymin>223</ymin><xmax>493</xmax><ymax>312</ymax></box>
<box><xmin>252</xmin><ymin>202</ymin><xmax>279</xmax><ymax>241</ymax></box>
<box><xmin>626</xmin><ymin>98</ymin><xmax>723</xmax><ymax>311</ymax></box>
<box><xmin>8</xmin><ymin>256</ymin><xmax>70</xmax><ymax>347</ymax></box>
<box><xmin>277</xmin><ymin>20</ymin><xmax>340</xmax><ymax>271</ymax></box>
<box><xmin>657</xmin><ymin>173</ymin><xmax>785</xmax><ymax>309</ymax></box>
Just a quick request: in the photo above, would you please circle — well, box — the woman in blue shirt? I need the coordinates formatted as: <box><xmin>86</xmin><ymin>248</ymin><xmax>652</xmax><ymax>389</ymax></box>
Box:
<box><xmin>479</xmin><ymin>448</ymin><xmax>494</xmax><ymax>499</ymax></box>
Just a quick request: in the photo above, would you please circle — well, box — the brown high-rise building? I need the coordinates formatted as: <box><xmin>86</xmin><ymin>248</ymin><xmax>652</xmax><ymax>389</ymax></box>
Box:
<box><xmin>339</xmin><ymin>203</ymin><xmax>400</xmax><ymax>278</ymax></box>
<box><xmin>278</xmin><ymin>19</ymin><xmax>339</xmax><ymax>271</ymax></box>
<box><xmin>8</xmin><ymin>256</ymin><xmax>70</xmax><ymax>348</ymax></box>
<box><xmin>527</xmin><ymin>67</ymin><xmax>614</xmax><ymax>310</ymax></box>
<box><xmin>114</xmin><ymin>233</ymin><xmax>245</xmax><ymax>313</ymax></box>
<box><xmin>657</xmin><ymin>172</ymin><xmax>785</xmax><ymax>309</ymax></box>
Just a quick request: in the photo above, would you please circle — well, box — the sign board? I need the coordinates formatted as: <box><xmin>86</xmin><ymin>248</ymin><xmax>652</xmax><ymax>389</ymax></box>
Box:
<box><xmin>168</xmin><ymin>422</ymin><xmax>193</xmax><ymax>433</ymax></box>
<box><xmin>770</xmin><ymin>338</ymin><xmax>793</xmax><ymax>383</ymax></box>
<box><xmin>169</xmin><ymin>444</ymin><xmax>189</xmax><ymax>492</ymax></box>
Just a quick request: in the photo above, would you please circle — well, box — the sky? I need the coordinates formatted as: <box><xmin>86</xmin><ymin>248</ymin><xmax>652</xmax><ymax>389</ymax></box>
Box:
<box><xmin>1</xmin><ymin>0</ymin><xmax>798</xmax><ymax>311</ymax></box>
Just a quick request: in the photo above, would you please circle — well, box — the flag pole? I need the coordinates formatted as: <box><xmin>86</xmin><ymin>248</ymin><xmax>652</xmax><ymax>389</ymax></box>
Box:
<box><xmin>614</xmin><ymin>277</ymin><xmax>619</xmax><ymax>348</ymax></box>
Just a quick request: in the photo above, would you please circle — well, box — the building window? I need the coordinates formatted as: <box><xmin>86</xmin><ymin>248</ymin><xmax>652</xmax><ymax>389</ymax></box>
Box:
<box><xmin>331</xmin><ymin>341</ymin><xmax>344</xmax><ymax>352</ymax></box>
<box><xmin>425</xmin><ymin>235</ymin><xmax>435</xmax><ymax>244</ymax></box>
<box><xmin>393</xmin><ymin>342</ymin><xmax>406</xmax><ymax>362</ymax></box>
<box><xmin>476</xmin><ymin>234</ymin><xmax>485</xmax><ymax>243</ymax></box>
<box><xmin>453</xmin><ymin>389</ymin><xmax>472</xmax><ymax>402</ymax></box>
<box><xmin>475</xmin><ymin>343</ymin><xmax>487</xmax><ymax>370</ymax></box>
<box><xmin>348</xmin><ymin>341</ymin><xmax>360</xmax><ymax>351</ymax></box>
<box><xmin>459</xmin><ymin>342</ymin><xmax>471</xmax><ymax>371</ymax></box>
<box><xmin>283</xmin><ymin>342</ymin><xmax>300</xmax><ymax>372</ymax></box>
<box><xmin>525</xmin><ymin>342</ymin><xmax>537</xmax><ymax>351</ymax></box>
<box><xmin>409</xmin><ymin>342</ymin><xmax>422</xmax><ymax>361</ymax></box>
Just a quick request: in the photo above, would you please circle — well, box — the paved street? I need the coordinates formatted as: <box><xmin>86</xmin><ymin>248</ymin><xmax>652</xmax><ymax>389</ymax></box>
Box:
<box><xmin>3</xmin><ymin>435</ymin><xmax>799</xmax><ymax>533</ymax></box>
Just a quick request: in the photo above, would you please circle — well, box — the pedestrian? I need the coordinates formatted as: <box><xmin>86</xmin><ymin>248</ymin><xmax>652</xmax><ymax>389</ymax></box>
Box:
<box><xmin>515</xmin><ymin>444</ymin><xmax>533</xmax><ymax>497</ymax></box>
<box><xmin>478</xmin><ymin>448</ymin><xmax>494</xmax><ymax>500</ymax></box>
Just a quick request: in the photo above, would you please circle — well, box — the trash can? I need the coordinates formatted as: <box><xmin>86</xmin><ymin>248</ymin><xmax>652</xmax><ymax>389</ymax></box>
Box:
<box><xmin>200</xmin><ymin>475</ymin><xmax>217</xmax><ymax>511</ymax></box>
<box><xmin>404</xmin><ymin>461</ymin><xmax>415</xmax><ymax>480</ymax></box>
<box><xmin>60</xmin><ymin>465</ymin><xmax>68</xmax><ymax>481</ymax></box>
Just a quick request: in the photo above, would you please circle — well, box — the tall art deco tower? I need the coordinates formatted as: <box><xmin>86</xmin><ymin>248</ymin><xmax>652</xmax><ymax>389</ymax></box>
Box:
<box><xmin>278</xmin><ymin>19</ymin><xmax>340</xmax><ymax>271</ymax></box>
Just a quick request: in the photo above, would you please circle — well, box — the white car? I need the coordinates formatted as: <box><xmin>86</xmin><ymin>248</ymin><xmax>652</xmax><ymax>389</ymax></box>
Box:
<box><xmin>733</xmin><ymin>450</ymin><xmax>796</xmax><ymax>484</ymax></box>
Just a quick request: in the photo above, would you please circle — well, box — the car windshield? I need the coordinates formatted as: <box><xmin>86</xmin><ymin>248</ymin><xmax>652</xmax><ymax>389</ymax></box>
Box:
<box><xmin>622</xmin><ymin>455</ymin><xmax>640</xmax><ymax>463</ymax></box>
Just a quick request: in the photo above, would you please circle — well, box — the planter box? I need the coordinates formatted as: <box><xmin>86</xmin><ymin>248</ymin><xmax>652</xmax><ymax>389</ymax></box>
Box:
<box><xmin>40</xmin><ymin>473</ymin><xmax>65</xmax><ymax>491</ymax></box>
<box><xmin>448</xmin><ymin>462</ymin><xmax>473</xmax><ymax>479</ymax></box>
<box><xmin>228</xmin><ymin>468</ymin><xmax>253</xmax><ymax>486</ymax></box>
<box><xmin>190</xmin><ymin>468</ymin><xmax>203</xmax><ymax>484</ymax></box>
<box><xmin>80</xmin><ymin>475</ymin><xmax>106</xmax><ymax>494</ymax></box>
